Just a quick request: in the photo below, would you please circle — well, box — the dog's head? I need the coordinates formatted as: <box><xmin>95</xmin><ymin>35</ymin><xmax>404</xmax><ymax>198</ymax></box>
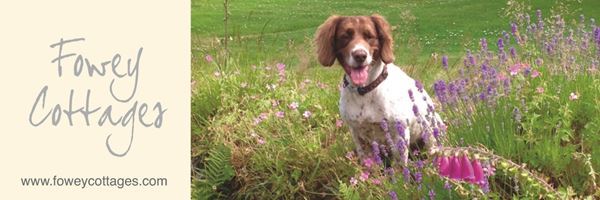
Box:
<box><xmin>315</xmin><ymin>14</ymin><xmax>394</xmax><ymax>86</ymax></box>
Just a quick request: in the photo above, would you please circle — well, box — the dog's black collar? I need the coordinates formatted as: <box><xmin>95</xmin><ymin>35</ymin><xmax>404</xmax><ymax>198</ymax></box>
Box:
<box><xmin>343</xmin><ymin>65</ymin><xmax>388</xmax><ymax>95</ymax></box>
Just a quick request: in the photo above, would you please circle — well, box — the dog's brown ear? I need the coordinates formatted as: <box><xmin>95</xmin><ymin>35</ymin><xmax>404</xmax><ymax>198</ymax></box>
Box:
<box><xmin>371</xmin><ymin>14</ymin><xmax>394</xmax><ymax>64</ymax></box>
<box><xmin>315</xmin><ymin>15</ymin><xmax>342</xmax><ymax>67</ymax></box>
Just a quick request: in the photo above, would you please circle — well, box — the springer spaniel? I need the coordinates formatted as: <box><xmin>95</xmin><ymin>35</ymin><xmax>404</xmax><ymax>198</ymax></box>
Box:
<box><xmin>315</xmin><ymin>14</ymin><xmax>444</xmax><ymax>165</ymax></box>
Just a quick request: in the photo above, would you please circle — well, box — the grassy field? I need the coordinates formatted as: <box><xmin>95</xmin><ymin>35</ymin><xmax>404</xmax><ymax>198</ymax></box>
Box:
<box><xmin>192</xmin><ymin>0</ymin><xmax>600</xmax><ymax>199</ymax></box>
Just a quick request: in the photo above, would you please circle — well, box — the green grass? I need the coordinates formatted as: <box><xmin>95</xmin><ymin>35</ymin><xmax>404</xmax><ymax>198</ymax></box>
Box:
<box><xmin>192</xmin><ymin>0</ymin><xmax>600</xmax><ymax>199</ymax></box>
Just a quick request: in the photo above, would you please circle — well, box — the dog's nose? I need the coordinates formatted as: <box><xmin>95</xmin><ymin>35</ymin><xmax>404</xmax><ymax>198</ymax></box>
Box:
<box><xmin>352</xmin><ymin>49</ymin><xmax>367</xmax><ymax>63</ymax></box>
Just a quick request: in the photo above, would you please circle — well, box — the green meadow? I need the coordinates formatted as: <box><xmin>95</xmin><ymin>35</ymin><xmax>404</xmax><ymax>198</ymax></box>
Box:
<box><xmin>192</xmin><ymin>0</ymin><xmax>600</xmax><ymax>199</ymax></box>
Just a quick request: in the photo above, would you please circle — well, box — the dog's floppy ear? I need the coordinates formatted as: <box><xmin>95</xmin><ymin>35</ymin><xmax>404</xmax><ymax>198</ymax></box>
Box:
<box><xmin>315</xmin><ymin>15</ymin><xmax>342</xmax><ymax>67</ymax></box>
<box><xmin>371</xmin><ymin>14</ymin><xmax>394</xmax><ymax>64</ymax></box>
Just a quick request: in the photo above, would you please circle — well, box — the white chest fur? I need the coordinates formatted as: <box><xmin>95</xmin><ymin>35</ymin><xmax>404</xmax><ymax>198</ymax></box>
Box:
<box><xmin>339</xmin><ymin>63</ymin><xmax>441</xmax><ymax>149</ymax></box>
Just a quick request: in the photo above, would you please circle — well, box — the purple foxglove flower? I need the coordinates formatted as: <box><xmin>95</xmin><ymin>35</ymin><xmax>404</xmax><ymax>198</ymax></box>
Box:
<box><xmin>449</xmin><ymin>156</ymin><xmax>462</xmax><ymax>180</ymax></box>
<box><xmin>471</xmin><ymin>159</ymin><xmax>485</xmax><ymax>184</ymax></box>
<box><xmin>408</xmin><ymin>89</ymin><xmax>414</xmax><ymax>102</ymax></box>
<box><xmin>438</xmin><ymin>156</ymin><xmax>450</xmax><ymax>177</ymax></box>
<box><xmin>460</xmin><ymin>155</ymin><xmax>475</xmax><ymax>182</ymax></box>
<box><xmin>497</xmin><ymin>38</ymin><xmax>504</xmax><ymax>50</ymax></box>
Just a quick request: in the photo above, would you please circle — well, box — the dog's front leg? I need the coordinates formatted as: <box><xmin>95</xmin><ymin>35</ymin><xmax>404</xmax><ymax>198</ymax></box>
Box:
<box><xmin>349</xmin><ymin>126</ymin><xmax>366</xmax><ymax>158</ymax></box>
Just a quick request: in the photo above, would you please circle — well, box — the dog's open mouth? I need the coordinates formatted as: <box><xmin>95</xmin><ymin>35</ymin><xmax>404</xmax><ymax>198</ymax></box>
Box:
<box><xmin>344</xmin><ymin>65</ymin><xmax>369</xmax><ymax>86</ymax></box>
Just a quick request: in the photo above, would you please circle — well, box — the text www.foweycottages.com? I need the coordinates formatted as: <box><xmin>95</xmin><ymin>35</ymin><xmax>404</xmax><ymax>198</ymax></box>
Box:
<box><xmin>20</xmin><ymin>175</ymin><xmax>167</xmax><ymax>189</ymax></box>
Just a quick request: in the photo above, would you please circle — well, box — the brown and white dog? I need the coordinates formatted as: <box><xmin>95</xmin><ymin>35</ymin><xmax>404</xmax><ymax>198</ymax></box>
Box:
<box><xmin>315</xmin><ymin>14</ymin><xmax>443</xmax><ymax>164</ymax></box>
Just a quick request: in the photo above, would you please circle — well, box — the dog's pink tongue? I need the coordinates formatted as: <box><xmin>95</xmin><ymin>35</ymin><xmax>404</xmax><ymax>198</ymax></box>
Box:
<box><xmin>350</xmin><ymin>67</ymin><xmax>368</xmax><ymax>86</ymax></box>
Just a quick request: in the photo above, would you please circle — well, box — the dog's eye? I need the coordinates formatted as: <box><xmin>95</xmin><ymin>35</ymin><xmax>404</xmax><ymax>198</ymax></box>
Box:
<box><xmin>364</xmin><ymin>33</ymin><xmax>375</xmax><ymax>40</ymax></box>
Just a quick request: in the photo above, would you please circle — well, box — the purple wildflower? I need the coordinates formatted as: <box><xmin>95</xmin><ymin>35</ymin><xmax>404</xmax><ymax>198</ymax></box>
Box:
<box><xmin>402</xmin><ymin>167</ymin><xmax>411</xmax><ymax>182</ymax></box>
<box><xmin>385</xmin><ymin>167</ymin><xmax>395</xmax><ymax>177</ymax></box>
<box><xmin>509</xmin><ymin>47</ymin><xmax>517</xmax><ymax>60</ymax></box>
<box><xmin>275</xmin><ymin>111</ymin><xmax>285</xmax><ymax>118</ymax></box>
<box><xmin>434</xmin><ymin>80</ymin><xmax>447</xmax><ymax>104</ymax></box>
<box><xmin>371</xmin><ymin>141</ymin><xmax>383</xmax><ymax>165</ymax></box>
<box><xmin>433</xmin><ymin>128</ymin><xmax>440</xmax><ymax>139</ymax></box>
<box><xmin>416</xmin><ymin>160</ymin><xmax>424</xmax><ymax>168</ymax></box>
<box><xmin>363</xmin><ymin>158</ymin><xmax>374</xmax><ymax>169</ymax></box>
<box><xmin>502</xmin><ymin>31</ymin><xmax>510</xmax><ymax>41</ymax></box>
<box><xmin>349</xmin><ymin>177</ymin><xmax>358</xmax><ymax>186</ymax></box>
<box><xmin>497</xmin><ymin>38</ymin><xmax>504</xmax><ymax>50</ymax></box>
<box><xmin>414</xmin><ymin>171</ymin><xmax>423</xmax><ymax>183</ymax></box>
<box><xmin>276</xmin><ymin>63</ymin><xmax>286</xmax><ymax>82</ymax></box>
<box><xmin>444</xmin><ymin>181</ymin><xmax>452</xmax><ymax>190</ymax></box>
<box><xmin>428</xmin><ymin>189</ymin><xmax>436</xmax><ymax>200</ymax></box>
<box><xmin>288</xmin><ymin>102</ymin><xmax>299</xmax><ymax>110</ymax></box>
<box><xmin>511</xmin><ymin>22</ymin><xmax>518</xmax><ymax>35</ymax></box>
<box><xmin>303</xmin><ymin>110</ymin><xmax>312</xmax><ymax>118</ymax></box>
<box><xmin>408</xmin><ymin>89</ymin><xmax>415</xmax><ymax>102</ymax></box>
<box><xmin>359</xmin><ymin>171</ymin><xmax>369</xmax><ymax>182</ymax></box>
<box><xmin>468</xmin><ymin>51</ymin><xmax>476</xmax><ymax>66</ymax></box>
<box><xmin>412</xmin><ymin>104</ymin><xmax>420</xmax><ymax>116</ymax></box>
<box><xmin>395</xmin><ymin>121</ymin><xmax>406</xmax><ymax>138</ymax></box>
<box><xmin>415</xmin><ymin>80</ymin><xmax>424</xmax><ymax>93</ymax></box>
<box><xmin>535</xmin><ymin>58</ymin><xmax>543</xmax><ymax>66</ymax></box>
<box><xmin>480</xmin><ymin>38</ymin><xmax>488</xmax><ymax>51</ymax></box>
<box><xmin>389</xmin><ymin>191</ymin><xmax>399</xmax><ymax>200</ymax></box>
<box><xmin>442</xmin><ymin>55</ymin><xmax>449</xmax><ymax>70</ymax></box>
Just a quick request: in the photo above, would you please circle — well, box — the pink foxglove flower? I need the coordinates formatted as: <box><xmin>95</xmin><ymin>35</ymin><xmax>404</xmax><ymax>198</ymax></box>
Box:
<box><xmin>449</xmin><ymin>156</ymin><xmax>462</xmax><ymax>180</ymax></box>
<box><xmin>460</xmin><ymin>155</ymin><xmax>475</xmax><ymax>182</ymax></box>
<box><xmin>438</xmin><ymin>156</ymin><xmax>450</xmax><ymax>177</ymax></box>
<box><xmin>471</xmin><ymin>158</ymin><xmax>485</xmax><ymax>185</ymax></box>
